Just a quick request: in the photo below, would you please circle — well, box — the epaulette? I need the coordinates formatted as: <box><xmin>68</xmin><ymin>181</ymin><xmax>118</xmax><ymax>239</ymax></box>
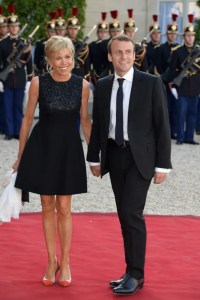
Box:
<box><xmin>171</xmin><ymin>44</ymin><xmax>181</xmax><ymax>52</ymax></box>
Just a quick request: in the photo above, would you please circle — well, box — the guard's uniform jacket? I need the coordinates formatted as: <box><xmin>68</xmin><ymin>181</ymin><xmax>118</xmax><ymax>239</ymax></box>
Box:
<box><xmin>89</xmin><ymin>38</ymin><xmax>110</xmax><ymax>84</ymax></box>
<box><xmin>146</xmin><ymin>41</ymin><xmax>160</xmax><ymax>75</ymax></box>
<box><xmin>34</xmin><ymin>38</ymin><xmax>47</xmax><ymax>75</ymax></box>
<box><xmin>72</xmin><ymin>39</ymin><xmax>90</xmax><ymax>80</ymax></box>
<box><xmin>168</xmin><ymin>44</ymin><xmax>200</xmax><ymax>96</ymax></box>
<box><xmin>0</xmin><ymin>35</ymin><xmax>33</xmax><ymax>87</ymax></box>
<box><xmin>155</xmin><ymin>41</ymin><xmax>179</xmax><ymax>78</ymax></box>
<box><xmin>134</xmin><ymin>43</ymin><xmax>148</xmax><ymax>72</ymax></box>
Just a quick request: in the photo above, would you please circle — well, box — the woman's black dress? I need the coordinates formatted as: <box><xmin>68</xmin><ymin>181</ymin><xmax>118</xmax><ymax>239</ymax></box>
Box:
<box><xmin>15</xmin><ymin>73</ymin><xmax>87</xmax><ymax>195</ymax></box>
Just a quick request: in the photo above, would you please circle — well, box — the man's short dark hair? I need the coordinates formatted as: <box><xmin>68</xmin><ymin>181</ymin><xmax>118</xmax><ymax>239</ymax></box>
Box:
<box><xmin>107</xmin><ymin>34</ymin><xmax>135</xmax><ymax>54</ymax></box>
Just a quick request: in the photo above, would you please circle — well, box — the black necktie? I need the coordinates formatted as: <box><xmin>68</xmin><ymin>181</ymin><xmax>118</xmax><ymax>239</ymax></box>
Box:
<box><xmin>115</xmin><ymin>78</ymin><xmax>125</xmax><ymax>146</ymax></box>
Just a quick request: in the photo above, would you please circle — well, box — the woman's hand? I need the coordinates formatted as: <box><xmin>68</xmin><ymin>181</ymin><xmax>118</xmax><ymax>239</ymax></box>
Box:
<box><xmin>12</xmin><ymin>159</ymin><xmax>20</xmax><ymax>173</ymax></box>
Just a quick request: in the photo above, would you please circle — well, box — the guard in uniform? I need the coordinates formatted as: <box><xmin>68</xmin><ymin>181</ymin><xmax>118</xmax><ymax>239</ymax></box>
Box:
<box><xmin>66</xmin><ymin>6</ymin><xmax>90</xmax><ymax>131</ymax></box>
<box><xmin>66</xmin><ymin>6</ymin><xmax>90</xmax><ymax>80</ymax></box>
<box><xmin>146</xmin><ymin>15</ymin><xmax>161</xmax><ymax>74</ymax></box>
<box><xmin>100</xmin><ymin>10</ymin><xmax>122</xmax><ymax>77</ymax></box>
<box><xmin>55</xmin><ymin>7</ymin><xmax>66</xmax><ymax>37</ymax></box>
<box><xmin>0</xmin><ymin>3</ymin><xmax>33</xmax><ymax>140</ymax></box>
<box><xmin>108</xmin><ymin>10</ymin><xmax>122</xmax><ymax>38</ymax></box>
<box><xmin>34</xmin><ymin>11</ymin><xmax>56</xmax><ymax>76</ymax></box>
<box><xmin>89</xmin><ymin>12</ymin><xmax>109</xmax><ymax>86</ymax></box>
<box><xmin>0</xmin><ymin>7</ymin><xmax>8</xmax><ymax>135</ymax></box>
<box><xmin>123</xmin><ymin>8</ymin><xmax>148</xmax><ymax>72</ymax></box>
<box><xmin>0</xmin><ymin>7</ymin><xmax>8</xmax><ymax>40</ymax></box>
<box><xmin>155</xmin><ymin>14</ymin><xmax>179</xmax><ymax>139</ymax></box>
<box><xmin>168</xmin><ymin>14</ymin><xmax>200</xmax><ymax>145</ymax></box>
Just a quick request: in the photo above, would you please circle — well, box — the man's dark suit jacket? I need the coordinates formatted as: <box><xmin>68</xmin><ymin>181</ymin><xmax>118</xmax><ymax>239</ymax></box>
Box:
<box><xmin>87</xmin><ymin>67</ymin><xmax>172</xmax><ymax>180</ymax></box>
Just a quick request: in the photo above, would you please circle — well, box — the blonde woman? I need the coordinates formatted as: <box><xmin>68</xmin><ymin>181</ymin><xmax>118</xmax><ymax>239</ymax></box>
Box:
<box><xmin>13</xmin><ymin>36</ymin><xmax>91</xmax><ymax>287</ymax></box>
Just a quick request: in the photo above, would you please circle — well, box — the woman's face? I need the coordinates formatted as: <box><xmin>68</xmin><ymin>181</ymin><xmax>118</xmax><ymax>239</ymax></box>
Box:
<box><xmin>49</xmin><ymin>48</ymin><xmax>74</xmax><ymax>76</ymax></box>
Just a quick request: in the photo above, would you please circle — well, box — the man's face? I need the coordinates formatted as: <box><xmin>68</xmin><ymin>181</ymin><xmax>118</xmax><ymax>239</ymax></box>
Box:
<box><xmin>124</xmin><ymin>29</ymin><xmax>136</xmax><ymax>40</ymax></box>
<box><xmin>0</xmin><ymin>25</ymin><xmax>8</xmax><ymax>36</ymax></box>
<box><xmin>150</xmin><ymin>31</ymin><xmax>161</xmax><ymax>43</ymax></box>
<box><xmin>67</xmin><ymin>27</ymin><xmax>79</xmax><ymax>40</ymax></box>
<box><xmin>167</xmin><ymin>33</ymin><xmax>177</xmax><ymax>43</ymax></box>
<box><xmin>184</xmin><ymin>33</ymin><xmax>195</xmax><ymax>47</ymax></box>
<box><xmin>97</xmin><ymin>30</ymin><xmax>109</xmax><ymax>40</ymax></box>
<box><xmin>109</xmin><ymin>30</ymin><xmax>122</xmax><ymax>38</ymax></box>
<box><xmin>47</xmin><ymin>30</ymin><xmax>56</xmax><ymax>38</ymax></box>
<box><xmin>55</xmin><ymin>28</ymin><xmax>66</xmax><ymax>37</ymax></box>
<box><xmin>8</xmin><ymin>24</ymin><xmax>20</xmax><ymax>36</ymax></box>
<box><xmin>108</xmin><ymin>40</ymin><xmax>135</xmax><ymax>77</ymax></box>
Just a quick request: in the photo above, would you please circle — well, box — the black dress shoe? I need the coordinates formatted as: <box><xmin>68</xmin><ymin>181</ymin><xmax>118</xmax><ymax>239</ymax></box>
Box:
<box><xmin>171</xmin><ymin>134</ymin><xmax>177</xmax><ymax>140</ymax></box>
<box><xmin>113</xmin><ymin>275</ymin><xmax>144</xmax><ymax>295</ymax></box>
<box><xmin>109</xmin><ymin>273</ymin><xmax>128</xmax><ymax>288</ymax></box>
<box><xmin>176</xmin><ymin>141</ymin><xmax>183</xmax><ymax>145</ymax></box>
<box><xmin>184</xmin><ymin>140</ymin><xmax>199</xmax><ymax>145</ymax></box>
<box><xmin>14</xmin><ymin>134</ymin><xmax>19</xmax><ymax>140</ymax></box>
<box><xmin>4</xmin><ymin>135</ymin><xmax>13</xmax><ymax>140</ymax></box>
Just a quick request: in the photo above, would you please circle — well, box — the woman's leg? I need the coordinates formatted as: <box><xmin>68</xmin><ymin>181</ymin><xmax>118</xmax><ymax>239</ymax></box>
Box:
<box><xmin>56</xmin><ymin>195</ymin><xmax>72</xmax><ymax>281</ymax></box>
<box><xmin>41</xmin><ymin>195</ymin><xmax>57</xmax><ymax>280</ymax></box>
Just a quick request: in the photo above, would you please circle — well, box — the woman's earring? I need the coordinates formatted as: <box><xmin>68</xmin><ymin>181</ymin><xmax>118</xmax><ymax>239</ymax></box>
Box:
<box><xmin>47</xmin><ymin>63</ymin><xmax>53</xmax><ymax>72</ymax></box>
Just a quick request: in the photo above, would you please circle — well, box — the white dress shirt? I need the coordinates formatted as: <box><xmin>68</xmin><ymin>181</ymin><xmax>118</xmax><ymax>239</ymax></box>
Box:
<box><xmin>108</xmin><ymin>67</ymin><xmax>134</xmax><ymax>141</ymax></box>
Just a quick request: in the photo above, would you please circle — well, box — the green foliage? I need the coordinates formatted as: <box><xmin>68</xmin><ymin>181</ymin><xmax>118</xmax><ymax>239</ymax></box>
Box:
<box><xmin>195</xmin><ymin>21</ymin><xmax>200</xmax><ymax>44</ymax></box>
<box><xmin>195</xmin><ymin>1</ymin><xmax>200</xmax><ymax>43</ymax></box>
<box><xmin>1</xmin><ymin>0</ymin><xmax>86</xmax><ymax>43</ymax></box>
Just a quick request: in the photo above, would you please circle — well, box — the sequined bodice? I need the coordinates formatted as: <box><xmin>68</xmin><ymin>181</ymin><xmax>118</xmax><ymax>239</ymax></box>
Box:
<box><xmin>38</xmin><ymin>73</ymin><xmax>83</xmax><ymax>115</ymax></box>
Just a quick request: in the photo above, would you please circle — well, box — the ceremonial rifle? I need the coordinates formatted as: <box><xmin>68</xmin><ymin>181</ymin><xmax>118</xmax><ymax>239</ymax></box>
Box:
<box><xmin>140</xmin><ymin>27</ymin><xmax>155</xmax><ymax>46</ymax></box>
<box><xmin>0</xmin><ymin>25</ymin><xmax>39</xmax><ymax>81</ymax></box>
<box><xmin>173</xmin><ymin>46</ymin><xmax>200</xmax><ymax>87</ymax></box>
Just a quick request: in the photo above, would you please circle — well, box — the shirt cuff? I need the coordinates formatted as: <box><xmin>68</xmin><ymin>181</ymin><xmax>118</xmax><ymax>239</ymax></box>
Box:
<box><xmin>88</xmin><ymin>162</ymin><xmax>100</xmax><ymax>166</ymax></box>
<box><xmin>155</xmin><ymin>167</ymin><xmax>171</xmax><ymax>173</ymax></box>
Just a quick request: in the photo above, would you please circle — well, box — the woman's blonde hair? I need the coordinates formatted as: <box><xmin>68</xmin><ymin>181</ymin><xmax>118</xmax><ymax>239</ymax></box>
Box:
<box><xmin>45</xmin><ymin>35</ymin><xmax>75</xmax><ymax>59</ymax></box>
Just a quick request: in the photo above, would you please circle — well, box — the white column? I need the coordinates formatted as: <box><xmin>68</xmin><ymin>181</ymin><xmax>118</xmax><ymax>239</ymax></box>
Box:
<box><xmin>182</xmin><ymin>0</ymin><xmax>189</xmax><ymax>27</ymax></box>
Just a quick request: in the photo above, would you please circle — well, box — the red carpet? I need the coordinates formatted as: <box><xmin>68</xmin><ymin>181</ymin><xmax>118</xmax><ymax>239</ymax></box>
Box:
<box><xmin>0</xmin><ymin>213</ymin><xmax>200</xmax><ymax>300</ymax></box>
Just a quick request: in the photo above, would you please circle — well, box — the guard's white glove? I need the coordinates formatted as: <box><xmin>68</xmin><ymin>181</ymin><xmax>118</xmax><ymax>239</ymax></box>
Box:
<box><xmin>24</xmin><ymin>81</ymin><xmax>31</xmax><ymax>94</ymax></box>
<box><xmin>0</xmin><ymin>81</ymin><xmax>4</xmax><ymax>92</ymax></box>
<box><xmin>171</xmin><ymin>87</ymin><xmax>178</xmax><ymax>99</ymax></box>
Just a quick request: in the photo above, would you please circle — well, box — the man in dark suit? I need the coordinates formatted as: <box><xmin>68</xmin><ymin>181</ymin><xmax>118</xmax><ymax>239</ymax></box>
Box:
<box><xmin>87</xmin><ymin>34</ymin><xmax>171</xmax><ymax>296</ymax></box>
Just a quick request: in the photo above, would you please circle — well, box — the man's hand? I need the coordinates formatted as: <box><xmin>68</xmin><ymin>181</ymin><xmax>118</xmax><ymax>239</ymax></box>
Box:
<box><xmin>90</xmin><ymin>165</ymin><xmax>101</xmax><ymax>177</ymax></box>
<box><xmin>153</xmin><ymin>172</ymin><xmax>167</xmax><ymax>184</ymax></box>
